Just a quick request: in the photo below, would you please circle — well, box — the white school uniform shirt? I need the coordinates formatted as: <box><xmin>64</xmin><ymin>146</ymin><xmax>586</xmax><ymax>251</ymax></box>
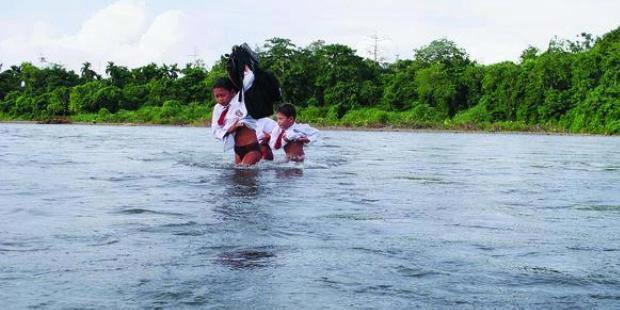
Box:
<box><xmin>256</xmin><ymin>117</ymin><xmax>278</xmax><ymax>144</ymax></box>
<box><xmin>211</xmin><ymin>70</ymin><xmax>257</xmax><ymax>151</ymax></box>
<box><xmin>268</xmin><ymin>122</ymin><xmax>319</xmax><ymax>150</ymax></box>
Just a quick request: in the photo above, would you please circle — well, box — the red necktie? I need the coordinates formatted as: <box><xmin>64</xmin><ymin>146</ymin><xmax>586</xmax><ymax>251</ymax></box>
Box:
<box><xmin>274</xmin><ymin>130</ymin><xmax>285</xmax><ymax>149</ymax></box>
<box><xmin>217</xmin><ymin>106</ymin><xmax>229</xmax><ymax>126</ymax></box>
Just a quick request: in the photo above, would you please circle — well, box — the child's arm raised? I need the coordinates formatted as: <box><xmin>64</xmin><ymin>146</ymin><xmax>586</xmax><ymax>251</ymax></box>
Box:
<box><xmin>293</xmin><ymin>124</ymin><xmax>320</xmax><ymax>144</ymax></box>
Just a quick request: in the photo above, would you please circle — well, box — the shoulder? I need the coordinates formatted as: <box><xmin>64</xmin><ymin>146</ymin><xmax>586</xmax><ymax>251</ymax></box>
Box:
<box><xmin>263</xmin><ymin>118</ymin><xmax>277</xmax><ymax>129</ymax></box>
<box><xmin>294</xmin><ymin>123</ymin><xmax>319</xmax><ymax>136</ymax></box>
<box><xmin>291</xmin><ymin>123</ymin><xmax>310</xmax><ymax>130</ymax></box>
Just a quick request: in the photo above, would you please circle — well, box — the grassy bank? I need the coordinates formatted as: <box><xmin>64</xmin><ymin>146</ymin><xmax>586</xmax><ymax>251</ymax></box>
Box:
<box><xmin>296</xmin><ymin>106</ymin><xmax>593</xmax><ymax>134</ymax></box>
<box><xmin>3</xmin><ymin>105</ymin><xmax>612</xmax><ymax>135</ymax></box>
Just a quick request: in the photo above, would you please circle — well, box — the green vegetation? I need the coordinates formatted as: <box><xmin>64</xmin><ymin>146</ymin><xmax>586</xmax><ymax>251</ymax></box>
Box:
<box><xmin>1</xmin><ymin>27</ymin><xmax>619</xmax><ymax>134</ymax></box>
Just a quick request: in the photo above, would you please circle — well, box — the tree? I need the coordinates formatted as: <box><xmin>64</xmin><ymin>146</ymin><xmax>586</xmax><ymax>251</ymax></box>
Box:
<box><xmin>0</xmin><ymin>65</ymin><xmax>22</xmax><ymax>101</ymax></box>
<box><xmin>80</xmin><ymin>62</ymin><xmax>100</xmax><ymax>82</ymax></box>
<box><xmin>69</xmin><ymin>81</ymin><xmax>107</xmax><ymax>113</ymax></box>
<box><xmin>567</xmin><ymin>33</ymin><xmax>597</xmax><ymax>52</ymax></box>
<box><xmin>312</xmin><ymin>44</ymin><xmax>382</xmax><ymax>114</ymax></box>
<box><xmin>414</xmin><ymin>38</ymin><xmax>470</xmax><ymax>68</ymax></box>
<box><xmin>415</xmin><ymin>63</ymin><xmax>456</xmax><ymax>118</ymax></box>
<box><xmin>477</xmin><ymin>62</ymin><xmax>521</xmax><ymax>121</ymax></box>
<box><xmin>47</xmin><ymin>86</ymin><xmax>71</xmax><ymax>116</ymax></box>
<box><xmin>105</xmin><ymin>62</ymin><xmax>131</xmax><ymax>88</ymax></box>
<box><xmin>260</xmin><ymin>37</ymin><xmax>298</xmax><ymax>78</ymax></box>
<box><xmin>520</xmin><ymin>46</ymin><xmax>540</xmax><ymax>63</ymax></box>
<box><xmin>381</xmin><ymin>60</ymin><xmax>419</xmax><ymax>110</ymax></box>
<box><xmin>176</xmin><ymin>63</ymin><xmax>209</xmax><ymax>104</ymax></box>
<box><xmin>131</xmin><ymin>63</ymin><xmax>164</xmax><ymax>84</ymax></box>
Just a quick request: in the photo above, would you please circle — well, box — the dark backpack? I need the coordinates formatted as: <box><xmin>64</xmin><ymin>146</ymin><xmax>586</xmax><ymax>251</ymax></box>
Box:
<box><xmin>226</xmin><ymin>43</ymin><xmax>282</xmax><ymax>119</ymax></box>
<box><xmin>244</xmin><ymin>68</ymin><xmax>282</xmax><ymax>119</ymax></box>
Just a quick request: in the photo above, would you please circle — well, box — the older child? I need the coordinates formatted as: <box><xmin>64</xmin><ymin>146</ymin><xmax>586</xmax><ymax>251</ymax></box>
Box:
<box><xmin>211</xmin><ymin>75</ymin><xmax>261</xmax><ymax>166</ymax></box>
<box><xmin>269</xmin><ymin>103</ymin><xmax>319</xmax><ymax>162</ymax></box>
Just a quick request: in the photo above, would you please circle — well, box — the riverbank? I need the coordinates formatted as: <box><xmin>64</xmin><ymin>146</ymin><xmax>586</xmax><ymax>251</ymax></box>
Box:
<box><xmin>3</xmin><ymin>103</ymin><xmax>616</xmax><ymax>135</ymax></box>
<box><xmin>1</xmin><ymin>119</ymin><xmax>608</xmax><ymax>136</ymax></box>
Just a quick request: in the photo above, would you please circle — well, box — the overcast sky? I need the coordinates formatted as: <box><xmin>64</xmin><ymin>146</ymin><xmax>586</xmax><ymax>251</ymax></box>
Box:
<box><xmin>1</xmin><ymin>0</ymin><xmax>619</xmax><ymax>72</ymax></box>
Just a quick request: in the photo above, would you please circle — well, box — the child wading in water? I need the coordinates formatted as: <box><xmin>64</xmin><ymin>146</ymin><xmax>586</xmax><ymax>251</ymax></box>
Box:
<box><xmin>211</xmin><ymin>76</ymin><xmax>262</xmax><ymax>166</ymax></box>
<box><xmin>269</xmin><ymin>103</ymin><xmax>319</xmax><ymax>162</ymax></box>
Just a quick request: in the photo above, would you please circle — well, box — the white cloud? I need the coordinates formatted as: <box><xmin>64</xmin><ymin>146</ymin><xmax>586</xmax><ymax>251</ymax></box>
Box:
<box><xmin>75</xmin><ymin>0</ymin><xmax>148</xmax><ymax>48</ymax></box>
<box><xmin>137</xmin><ymin>10</ymin><xmax>186</xmax><ymax>62</ymax></box>
<box><xmin>0</xmin><ymin>0</ymin><xmax>186</xmax><ymax>72</ymax></box>
<box><xmin>1</xmin><ymin>0</ymin><xmax>619</xmax><ymax>72</ymax></box>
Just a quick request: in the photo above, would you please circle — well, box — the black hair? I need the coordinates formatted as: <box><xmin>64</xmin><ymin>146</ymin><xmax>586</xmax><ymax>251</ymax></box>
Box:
<box><xmin>212</xmin><ymin>77</ymin><xmax>237</xmax><ymax>91</ymax></box>
<box><xmin>276</xmin><ymin>103</ymin><xmax>296</xmax><ymax>119</ymax></box>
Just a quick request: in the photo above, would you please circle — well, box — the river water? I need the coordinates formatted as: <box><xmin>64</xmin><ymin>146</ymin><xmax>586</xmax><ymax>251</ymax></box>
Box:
<box><xmin>1</xmin><ymin>123</ymin><xmax>619</xmax><ymax>308</ymax></box>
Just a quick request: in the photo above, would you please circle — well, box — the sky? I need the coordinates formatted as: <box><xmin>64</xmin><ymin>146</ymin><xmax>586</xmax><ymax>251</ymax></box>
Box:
<box><xmin>1</xmin><ymin>0</ymin><xmax>619</xmax><ymax>72</ymax></box>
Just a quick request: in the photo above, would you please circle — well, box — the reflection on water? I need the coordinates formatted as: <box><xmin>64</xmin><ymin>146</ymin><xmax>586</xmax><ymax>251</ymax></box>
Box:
<box><xmin>217</xmin><ymin>247</ymin><xmax>277</xmax><ymax>270</ymax></box>
<box><xmin>275</xmin><ymin>167</ymin><xmax>304</xmax><ymax>179</ymax></box>
<box><xmin>1</xmin><ymin>123</ymin><xmax>619</xmax><ymax>309</ymax></box>
<box><xmin>226</xmin><ymin>168</ymin><xmax>260</xmax><ymax>198</ymax></box>
<box><xmin>215</xmin><ymin>167</ymin><xmax>278</xmax><ymax>270</ymax></box>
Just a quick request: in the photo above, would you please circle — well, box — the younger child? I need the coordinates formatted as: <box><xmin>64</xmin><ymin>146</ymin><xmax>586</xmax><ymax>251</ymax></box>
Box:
<box><xmin>269</xmin><ymin>103</ymin><xmax>319</xmax><ymax>162</ymax></box>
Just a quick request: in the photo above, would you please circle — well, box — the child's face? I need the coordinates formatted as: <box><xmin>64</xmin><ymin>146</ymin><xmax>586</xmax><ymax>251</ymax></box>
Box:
<box><xmin>275</xmin><ymin>112</ymin><xmax>294</xmax><ymax>129</ymax></box>
<box><xmin>212</xmin><ymin>88</ymin><xmax>233</xmax><ymax>106</ymax></box>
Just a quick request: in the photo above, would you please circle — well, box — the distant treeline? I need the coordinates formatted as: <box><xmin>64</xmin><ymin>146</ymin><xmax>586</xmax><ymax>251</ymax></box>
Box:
<box><xmin>1</xmin><ymin>27</ymin><xmax>618</xmax><ymax>134</ymax></box>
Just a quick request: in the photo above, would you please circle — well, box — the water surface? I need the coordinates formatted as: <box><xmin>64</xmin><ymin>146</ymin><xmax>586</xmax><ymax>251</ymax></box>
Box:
<box><xmin>1</xmin><ymin>124</ymin><xmax>619</xmax><ymax>308</ymax></box>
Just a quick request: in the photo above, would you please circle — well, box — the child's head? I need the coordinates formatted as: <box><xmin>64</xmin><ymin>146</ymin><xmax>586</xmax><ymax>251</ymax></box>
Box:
<box><xmin>275</xmin><ymin>103</ymin><xmax>296</xmax><ymax>129</ymax></box>
<box><xmin>212</xmin><ymin>77</ymin><xmax>236</xmax><ymax>106</ymax></box>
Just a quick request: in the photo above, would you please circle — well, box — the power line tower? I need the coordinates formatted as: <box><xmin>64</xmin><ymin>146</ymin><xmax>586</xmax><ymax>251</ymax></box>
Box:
<box><xmin>38</xmin><ymin>52</ymin><xmax>58</xmax><ymax>68</ymax></box>
<box><xmin>188</xmin><ymin>46</ymin><xmax>204</xmax><ymax>68</ymax></box>
<box><xmin>367</xmin><ymin>33</ymin><xmax>389</xmax><ymax>63</ymax></box>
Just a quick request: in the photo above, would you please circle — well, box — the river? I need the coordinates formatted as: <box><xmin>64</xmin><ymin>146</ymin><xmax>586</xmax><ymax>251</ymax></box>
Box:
<box><xmin>1</xmin><ymin>123</ymin><xmax>619</xmax><ymax>308</ymax></box>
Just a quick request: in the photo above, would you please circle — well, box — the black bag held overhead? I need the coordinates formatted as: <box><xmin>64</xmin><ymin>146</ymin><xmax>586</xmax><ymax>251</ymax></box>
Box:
<box><xmin>226</xmin><ymin>43</ymin><xmax>258</xmax><ymax>94</ymax></box>
<box><xmin>226</xmin><ymin>43</ymin><xmax>282</xmax><ymax>119</ymax></box>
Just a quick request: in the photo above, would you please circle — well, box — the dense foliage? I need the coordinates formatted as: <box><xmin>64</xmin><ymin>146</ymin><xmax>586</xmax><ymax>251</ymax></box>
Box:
<box><xmin>1</xmin><ymin>27</ymin><xmax>618</xmax><ymax>134</ymax></box>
